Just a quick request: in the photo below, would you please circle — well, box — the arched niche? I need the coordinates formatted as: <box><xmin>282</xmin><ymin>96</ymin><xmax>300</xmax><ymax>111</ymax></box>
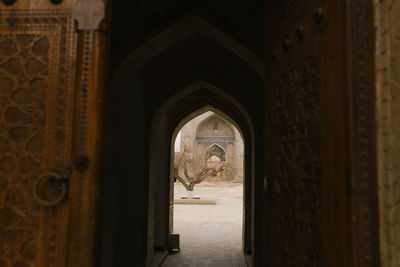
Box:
<box><xmin>206</xmin><ymin>144</ymin><xmax>226</xmax><ymax>161</ymax></box>
<box><xmin>193</xmin><ymin>115</ymin><xmax>237</xmax><ymax>174</ymax></box>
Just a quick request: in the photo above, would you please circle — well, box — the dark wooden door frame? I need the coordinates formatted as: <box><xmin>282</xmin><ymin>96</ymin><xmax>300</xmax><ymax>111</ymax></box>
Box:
<box><xmin>344</xmin><ymin>0</ymin><xmax>380</xmax><ymax>266</ymax></box>
<box><xmin>264</xmin><ymin>0</ymin><xmax>380</xmax><ymax>266</ymax></box>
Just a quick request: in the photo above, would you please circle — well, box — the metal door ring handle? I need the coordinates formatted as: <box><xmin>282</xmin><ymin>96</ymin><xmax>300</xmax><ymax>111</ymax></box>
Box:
<box><xmin>33</xmin><ymin>172</ymin><xmax>67</xmax><ymax>206</ymax></box>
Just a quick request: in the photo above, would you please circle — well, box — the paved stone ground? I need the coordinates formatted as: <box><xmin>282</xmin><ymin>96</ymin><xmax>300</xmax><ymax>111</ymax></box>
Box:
<box><xmin>162</xmin><ymin>182</ymin><xmax>247</xmax><ymax>267</ymax></box>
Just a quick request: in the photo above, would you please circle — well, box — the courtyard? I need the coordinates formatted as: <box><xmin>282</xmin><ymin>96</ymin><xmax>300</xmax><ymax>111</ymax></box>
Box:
<box><xmin>162</xmin><ymin>183</ymin><xmax>248</xmax><ymax>267</ymax></box>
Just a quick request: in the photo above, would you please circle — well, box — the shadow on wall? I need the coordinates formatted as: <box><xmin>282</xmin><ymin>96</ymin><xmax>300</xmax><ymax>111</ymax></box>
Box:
<box><xmin>101</xmin><ymin>15</ymin><xmax>265</xmax><ymax>267</ymax></box>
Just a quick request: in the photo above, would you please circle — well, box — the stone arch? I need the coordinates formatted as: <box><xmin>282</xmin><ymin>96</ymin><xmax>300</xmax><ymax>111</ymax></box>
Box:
<box><xmin>147</xmin><ymin>81</ymin><xmax>255</xmax><ymax>266</ymax></box>
<box><xmin>167</xmin><ymin>81</ymin><xmax>252</xmax><ymax>146</ymax></box>
<box><xmin>103</xmin><ymin>13</ymin><xmax>265</xmax><ymax>264</ymax></box>
<box><xmin>206</xmin><ymin>143</ymin><xmax>226</xmax><ymax>161</ymax></box>
<box><xmin>114</xmin><ymin>15</ymin><xmax>265</xmax><ymax>79</ymax></box>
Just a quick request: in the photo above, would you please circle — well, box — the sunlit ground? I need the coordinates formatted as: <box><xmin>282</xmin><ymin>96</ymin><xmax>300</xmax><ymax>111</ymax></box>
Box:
<box><xmin>162</xmin><ymin>182</ymin><xmax>246</xmax><ymax>267</ymax></box>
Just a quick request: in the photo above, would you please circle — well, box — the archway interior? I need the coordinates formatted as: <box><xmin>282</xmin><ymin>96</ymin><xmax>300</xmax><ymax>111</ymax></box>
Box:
<box><xmin>146</xmin><ymin>84</ymin><xmax>256</xmax><ymax>267</ymax></box>
<box><xmin>103</xmin><ymin>13</ymin><xmax>265</xmax><ymax>265</ymax></box>
<box><xmin>166</xmin><ymin>109</ymin><xmax>246</xmax><ymax>265</ymax></box>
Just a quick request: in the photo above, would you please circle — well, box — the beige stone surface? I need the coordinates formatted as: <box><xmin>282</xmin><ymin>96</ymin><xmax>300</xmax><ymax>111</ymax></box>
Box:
<box><xmin>375</xmin><ymin>0</ymin><xmax>400</xmax><ymax>265</ymax></box>
<box><xmin>162</xmin><ymin>183</ymin><xmax>247</xmax><ymax>267</ymax></box>
<box><xmin>174</xmin><ymin>198</ymin><xmax>217</xmax><ymax>205</ymax></box>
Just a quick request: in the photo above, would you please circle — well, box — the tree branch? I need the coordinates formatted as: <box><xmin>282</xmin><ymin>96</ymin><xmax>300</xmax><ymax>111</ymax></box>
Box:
<box><xmin>174</xmin><ymin>148</ymin><xmax>225</xmax><ymax>191</ymax></box>
<box><xmin>173</xmin><ymin>167</ymin><xmax>192</xmax><ymax>191</ymax></box>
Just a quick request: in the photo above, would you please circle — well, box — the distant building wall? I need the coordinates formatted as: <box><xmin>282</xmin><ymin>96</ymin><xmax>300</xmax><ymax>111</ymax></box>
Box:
<box><xmin>176</xmin><ymin>112</ymin><xmax>244</xmax><ymax>182</ymax></box>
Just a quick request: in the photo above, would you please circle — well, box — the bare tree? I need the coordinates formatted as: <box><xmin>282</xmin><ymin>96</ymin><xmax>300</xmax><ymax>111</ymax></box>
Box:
<box><xmin>174</xmin><ymin>146</ymin><xmax>225</xmax><ymax>193</ymax></box>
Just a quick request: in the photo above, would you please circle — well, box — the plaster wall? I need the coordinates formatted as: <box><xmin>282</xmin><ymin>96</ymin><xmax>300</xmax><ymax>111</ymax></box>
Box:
<box><xmin>234</xmin><ymin>127</ymin><xmax>244</xmax><ymax>182</ymax></box>
<box><xmin>179</xmin><ymin>111</ymin><xmax>213</xmax><ymax>152</ymax></box>
<box><xmin>374</xmin><ymin>0</ymin><xmax>400</xmax><ymax>265</ymax></box>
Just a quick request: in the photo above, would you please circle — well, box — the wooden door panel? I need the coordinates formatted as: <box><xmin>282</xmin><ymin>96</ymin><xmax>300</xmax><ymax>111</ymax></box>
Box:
<box><xmin>0</xmin><ymin>4</ymin><xmax>109</xmax><ymax>266</ymax></box>
<box><xmin>265</xmin><ymin>1</ymin><xmax>345</xmax><ymax>267</ymax></box>
<box><xmin>270</xmin><ymin>55</ymin><xmax>324</xmax><ymax>266</ymax></box>
<box><xmin>265</xmin><ymin>1</ymin><xmax>378</xmax><ymax>266</ymax></box>
<box><xmin>0</xmin><ymin>10</ymin><xmax>76</xmax><ymax>267</ymax></box>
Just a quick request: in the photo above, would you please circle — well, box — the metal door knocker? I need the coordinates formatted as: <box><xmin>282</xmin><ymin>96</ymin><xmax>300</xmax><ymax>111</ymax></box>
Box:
<box><xmin>33</xmin><ymin>167</ymin><xmax>70</xmax><ymax>206</ymax></box>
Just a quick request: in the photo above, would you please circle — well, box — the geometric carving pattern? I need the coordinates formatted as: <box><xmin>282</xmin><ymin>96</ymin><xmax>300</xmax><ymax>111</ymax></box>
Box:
<box><xmin>0</xmin><ymin>32</ymin><xmax>48</xmax><ymax>267</ymax></box>
<box><xmin>271</xmin><ymin>56</ymin><xmax>323</xmax><ymax>266</ymax></box>
<box><xmin>0</xmin><ymin>10</ymin><xmax>76</xmax><ymax>267</ymax></box>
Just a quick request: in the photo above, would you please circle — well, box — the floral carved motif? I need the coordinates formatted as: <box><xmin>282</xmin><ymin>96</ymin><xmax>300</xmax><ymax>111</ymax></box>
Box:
<box><xmin>271</xmin><ymin>56</ymin><xmax>323</xmax><ymax>266</ymax></box>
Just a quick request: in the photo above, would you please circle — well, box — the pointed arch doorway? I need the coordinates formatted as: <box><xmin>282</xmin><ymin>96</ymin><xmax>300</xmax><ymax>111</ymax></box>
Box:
<box><xmin>102</xmin><ymin>15</ymin><xmax>265</xmax><ymax>267</ymax></box>
<box><xmin>165</xmin><ymin>108</ymin><xmax>246</xmax><ymax>266</ymax></box>
<box><xmin>148</xmin><ymin>82</ymin><xmax>255</xmax><ymax>266</ymax></box>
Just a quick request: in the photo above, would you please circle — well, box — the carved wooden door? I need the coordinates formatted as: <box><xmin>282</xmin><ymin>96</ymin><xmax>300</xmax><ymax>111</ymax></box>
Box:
<box><xmin>0</xmin><ymin>1</ymin><xmax>108</xmax><ymax>266</ymax></box>
<box><xmin>265</xmin><ymin>1</ymin><xmax>378</xmax><ymax>267</ymax></box>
